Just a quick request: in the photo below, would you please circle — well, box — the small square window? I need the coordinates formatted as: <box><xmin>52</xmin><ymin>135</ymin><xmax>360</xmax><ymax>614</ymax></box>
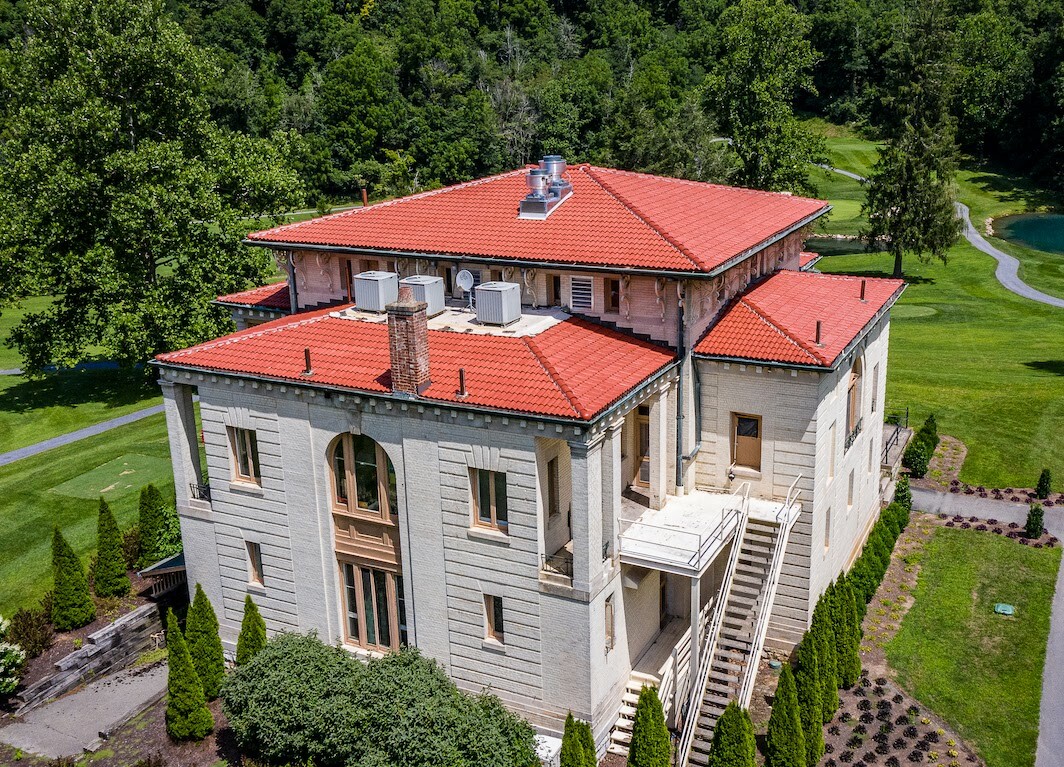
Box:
<box><xmin>230</xmin><ymin>427</ymin><xmax>261</xmax><ymax>483</ymax></box>
<box><xmin>485</xmin><ymin>594</ymin><xmax>505</xmax><ymax>643</ymax></box>
<box><xmin>246</xmin><ymin>541</ymin><xmax>264</xmax><ymax>585</ymax></box>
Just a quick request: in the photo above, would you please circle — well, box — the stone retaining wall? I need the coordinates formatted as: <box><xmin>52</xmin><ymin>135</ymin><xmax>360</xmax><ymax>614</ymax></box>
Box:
<box><xmin>15</xmin><ymin>604</ymin><xmax>165</xmax><ymax>714</ymax></box>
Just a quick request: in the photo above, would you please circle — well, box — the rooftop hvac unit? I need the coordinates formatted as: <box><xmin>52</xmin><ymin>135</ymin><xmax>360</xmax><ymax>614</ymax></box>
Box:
<box><xmin>353</xmin><ymin>271</ymin><xmax>399</xmax><ymax>312</ymax></box>
<box><xmin>399</xmin><ymin>275</ymin><xmax>446</xmax><ymax>317</ymax></box>
<box><xmin>475</xmin><ymin>282</ymin><xmax>522</xmax><ymax>326</ymax></box>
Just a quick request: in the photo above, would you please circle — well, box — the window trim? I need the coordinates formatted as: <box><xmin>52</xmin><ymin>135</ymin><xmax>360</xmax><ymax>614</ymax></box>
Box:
<box><xmin>246</xmin><ymin>541</ymin><xmax>264</xmax><ymax>585</ymax></box>
<box><xmin>339</xmin><ymin>559</ymin><xmax>407</xmax><ymax>652</ymax></box>
<box><xmin>731</xmin><ymin>413</ymin><xmax>763</xmax><ymax>472</ymax></box>
<box><xmin>329</xmin><ymin>434</ymin><xmax>398</xmax><ymax>521</ymax></box>
<box><xmin>471</xmin><ymin>468</ymin><xmax>509</xmax><ymax>532</ymax></box>
<box><xmin>229</xmin><ymin>427</ymin><xmax>261</xmax><ymax>484</ymax></box>
<box><xmin>605</xmin><ymin>594</ymin><xmax>615</xmax><ymax>651</ymax></box>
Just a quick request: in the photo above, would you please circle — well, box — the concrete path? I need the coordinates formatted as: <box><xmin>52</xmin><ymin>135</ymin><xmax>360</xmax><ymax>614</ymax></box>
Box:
<box><xmin>817</xmin><ymin>165</ymin><xmax>1064</xmax><ymax>309</ymax></box>
<box><xmin>0</xmin><ymin>360</ymin><xmax>122</xmax><ymax>376</ymax></box>
<box><xmin>911</xmin><ymin>487</ymin><xmax>1064</xmax><ymax>767</ymax></box>
<box><xmin>0</xmin><ymin>404</ymin><xmax>164</xmax><ymax>467</ymax></box>
<box><xmin>0</xmin><ymin>663</ymin><xmax>167</xmax><ymax>758</ymax></box>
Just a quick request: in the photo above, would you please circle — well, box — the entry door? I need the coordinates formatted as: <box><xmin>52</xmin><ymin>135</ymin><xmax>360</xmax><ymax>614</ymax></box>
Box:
<box><xmin>636</xmin><ymin>406</ymin><xmax>651</xmax><ymax>486</ymax></box>
<box><xmin>733</xmin><ymin>414</ymin><xmax>762</xmax><ymax>471</ymax></box>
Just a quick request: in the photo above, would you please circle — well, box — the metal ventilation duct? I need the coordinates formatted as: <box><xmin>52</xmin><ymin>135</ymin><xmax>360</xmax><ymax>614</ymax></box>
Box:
<box><xmin>519</xmin><ymin>156</ymin><xmax>573</xmax><ymax>219</ymax></box>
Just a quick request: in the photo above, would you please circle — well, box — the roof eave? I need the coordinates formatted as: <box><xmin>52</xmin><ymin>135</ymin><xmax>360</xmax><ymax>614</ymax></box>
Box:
<box><xmin>704</xmin><ymin>204</ymin><xmax>832</xmax><ymax>278</ymax></box>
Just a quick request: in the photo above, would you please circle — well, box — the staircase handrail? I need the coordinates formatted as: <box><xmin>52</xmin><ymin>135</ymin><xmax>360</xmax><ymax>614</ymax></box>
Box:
<box><xmin>737</xmin><ymin>477</ymin><xmax>802</xmax><ymax>708</ymax></box>
<box><xmin>677</xmin><ymin>482</ymin><xmax>750</xmax><ymax>767</ymax></box>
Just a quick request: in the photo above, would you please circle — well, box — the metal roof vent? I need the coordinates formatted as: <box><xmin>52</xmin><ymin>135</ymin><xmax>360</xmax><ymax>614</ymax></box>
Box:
<box><xmin>353</xmin><ymin>271</ymin><xmax>399</xmax><ymax>312</ymax></box>
<box><xmin>475</xmin><ymin>282</ymin><xmax>522</xmax><ymax>326</ymax></box>
<box><xmin>519</xmin><ymin>156</ymin><xmax>572</xmax><ymax>220</ymax></box>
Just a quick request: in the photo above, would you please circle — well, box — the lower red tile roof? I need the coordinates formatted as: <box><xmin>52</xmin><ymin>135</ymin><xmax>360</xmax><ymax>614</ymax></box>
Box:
<box><xmin>155</xmin><ymin>312</ymin><xmax>676</xmax><ymax>421</ymax></box>
<box><xmin>694</xmin><ymin>271</ymin><xmax>905</xmax><ymax>368</ymax></box>
<box><xmin>798</xmin><ymin>251</ymin><xmax>822</xmax><ymax>271</ymax></box>
<box><xmin>216</xmin><ymin>282</ymin><xmax>290</xmax><ymax>311</ymax></box>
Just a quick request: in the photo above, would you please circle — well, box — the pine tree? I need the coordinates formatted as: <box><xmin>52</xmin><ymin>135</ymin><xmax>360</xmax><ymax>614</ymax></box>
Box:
<box><xmin>628</xmin><ymin>685</ymin><xmax>670</xmax><ymax>767</ymax></box>
<box><xmin>560</xmin><ymin>713</ymin><xmax>584</xmax><ymax>767</ymax></box>
<box><xmin>1036</xmin><ymin>469</ymin><xmax>1052</xmax><ymax>500</ymax></box>
<box><xmin>1026</xmin><ymin>503</ymin><xmax>1045</xmax><ymax>540</ymax></box>
<box><xmin>185</xmin><ymin>584</ymin><xmax>225</xmax><ymax>700</ymax></box>
<box><xmin>138</xmin><ymin>484</ymin><xmax>164</xmax><ymax>568</ymax></box>
<box><xmin>835</xmin><ymin>578</ymin><xmax>862</xmax><ymax>688</ymax></box>
<box><xmin>766</xmin><ymin>664</ymin><xmax>805</xmax><ymax>767</ymax></box>
<box><xmin>235</xmin><ymin>594</ymin><xmax>267</xmax><ymax>666</ymax></box>
<box><xmin>895</xmin><ymin>475</ymin><xmax>913</xmax><ymax>511</ymax></box>
<box><xmin>93</xmin><ymin>498</ymin><xmax>130</xmax><ymax>597</ymax></box>
<box><xmin>811</xmin><ymin>596</ymin><xmax>839</xmax><ymax>723</ymax></box>
<box><xmin>794</xmin><ymin>637</ymin><xmax>823</xmax><ymax>767</ymax></box>
<box><xmin>577</xmin><ymin>718</ymin><xmax>598</xmax><ymax>767</ymax></box>
<box><xmin>165</xmin><ymin>609</ymin><xmax>213</xmax><ymax>741</ymax></box>
<box><xmin>51</xmin><ymin>527</ymin><xmax>96</xmax><ymax>631</ymax></box>
<box><xmin>708</xmin><ymin>702</ymin><xmax>756</xmax><ymax>767</ymax></box>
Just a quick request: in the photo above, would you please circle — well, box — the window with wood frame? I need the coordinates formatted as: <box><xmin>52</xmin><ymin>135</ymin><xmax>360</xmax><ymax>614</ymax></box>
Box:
<box><xmin>605</xmin><ymin>594</ymin><xmax>615</xmax><ymax>651</ymax></box>
<box><xmin>229</xmin><ymin>427</ymin><xmax>261</xmax><ymax>483</ymax></box>
<box><xmin>472</xmin><ymin>469</ymin><xmax>508</xmax><ymax>531</ymax></box>
<box><xmin>340</xmin><ymin>561</ymin><xmax>407</xmax><ymax>651</ymax></box>
<box><xmin>246</xmin><ymin>541</ymin><xmax>264</xmax><ymax>585</ymax></box>
<box><xmin>546</xmin><ymin>457</ymin><xmax>561</xmax><ymax>519</ymax></box>
<box><xmin>824</xmin><ymin>506</ymin><xmax>832</xmax><ymax>549</ymax></box>
<box><xmin>330</xmin><ymin>434</ymin><xmax>398</xmax><ymax>518</ymax></box>
<box><xmin>605</xmin><ymin>278</ymin><xmax>621</xmax><ymax>314</ymax></box>
<box><xmin>847</xmin><ymin>470</ymin><xmax>855</xmax><ymax>510</ymax></box>
<box><xmin>846</xmin><ymin>360</ymin><xmax>863</xmax><ymax>437</ymax></box>
<box><xmin>485</xmin><ymin>594</ymin><xmax>505</xmax><ymax>643</ymax></box>
<box><xmin>732</xmin><ymin>414</ymin><xmax>762</xmax><ymax>471</ymax></box>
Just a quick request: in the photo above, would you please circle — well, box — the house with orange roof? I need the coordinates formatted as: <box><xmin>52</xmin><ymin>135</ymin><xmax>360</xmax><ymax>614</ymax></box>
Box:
<box><xmin>154</xmin><ymin>157</ymin><xmax>903</xmax><ymax>764</ymax></box>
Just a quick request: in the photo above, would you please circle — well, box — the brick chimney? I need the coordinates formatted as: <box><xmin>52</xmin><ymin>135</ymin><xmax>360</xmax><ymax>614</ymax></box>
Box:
<box><xmin>387</xmin><ymin>285</ymin><xmax>431</xmax><ymax>396</ymax></box>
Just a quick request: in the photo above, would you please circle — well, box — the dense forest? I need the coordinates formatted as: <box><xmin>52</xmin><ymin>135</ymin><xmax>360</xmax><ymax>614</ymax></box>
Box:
<box><xmin>2</xmin><ymin>0</ymin><xmax>1059</xmax><ymax>202</ymax></box>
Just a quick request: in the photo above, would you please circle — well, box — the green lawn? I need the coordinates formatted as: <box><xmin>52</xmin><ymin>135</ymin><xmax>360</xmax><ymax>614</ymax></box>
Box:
<box><xmin>0</xmin><ymin>414</ymin><xmax>175</xmax><ymax>617</ymax></box>
<box><xmin>886</xmin><ymin>528</ymin><xmax>1061</xmax><ymax>767</ymax></box>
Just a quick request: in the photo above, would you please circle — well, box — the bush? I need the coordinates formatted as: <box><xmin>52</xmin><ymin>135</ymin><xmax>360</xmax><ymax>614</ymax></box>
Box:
<box><xmin>629</xmin><ymin>685</ymin><xmax>670</xmax><ymax>767</ymax></box>
<box><xmin>122</xmin><ymin>526</ymin><xmax>141</xmax><ymax>571</ymax></box>
<box><xmin>1036</xmin><ymin>469</ymin><xmax>1052</xmax><ymax>500</ymax></box>
<box><xmin>812</xmin><ymin>596</ymin><xmax>839</xmax><ymax>723</ymax></box>
<box><xmin>51</xmin><ymin>527</ymin><xmax>95</xmax><ymax>631</ymax></box>
<box><xmin>94</xmin><ymin>498</ymin><xmax>130</xmax><ymax>598</ymax></box>
<box><xmin>1026</xmin><ymin>504</ymin><xmax>1045</xmax><ymax>540</ymax></box>
<box><xmin>766</xmin><ymin>664</ymin><xmax>805</xmax><ymax>767</ymax></box>
<box><xmin>185</xmin><ymin>584</ymin><xmax>225</xmax><ymax>700</ymax></box>
<box><xmin>235</xmin><ymin>595</ymin><xmax>266</xmax><ymax>666</ymax></box>
<box><xmin>915</xmin><ymin>414</ymin><xmax>939</xmax><ymax>452</ymax></box>
<box><xmin>560</xmin><ymin>713</ymin><xmax>596</xmax><ymax>767</ymax></box>
<box><xmin>902</xmin><ymin>440</ymin><xmax>931</xmax><ymax>479</ymax></box>
<box><xmin>577</xmin><ymin>718</ymin><xmax>597</xmax><ymax>767</ymax></box>
<box><xmin>8</xmin><ymin>606</ymin><xmax>54</xmax><ymax>659</ymax></box>
<box><xmin>164</xmin><ymin>609</ymin><xmax>213</xmax><ymax>741</ymax></box>
<box><xmin>222</xmin><ymin>635</ymin><xmax>537</xmax><ymax>767</ymax></box>
<box><xmin>794</xmin><ymin>637</ymin><xmax>823</xmax><ymax>767</ymax></box>
<box><xmin>835</xmin><ymin>578</ymin><xmax>862</xmax><ymax>688</ymax></box>
<box><xmin>0</xmin><ymin>615</ymin><xmax>27</xmax><ymax>696</ymax></box>
<box><xmin>708</xmin><ymin>702</ymin><xmax>756</xmax><ymax>767</ymax></box>
<box><xmin>139</xmin><ymin>486</ymin><xmax>183</xmax><ymax>568</ymax></box>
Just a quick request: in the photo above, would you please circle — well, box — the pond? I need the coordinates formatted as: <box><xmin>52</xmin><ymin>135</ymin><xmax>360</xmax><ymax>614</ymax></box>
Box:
<box><xmin>995</xmin><ymin>212</ymin><xmax>1064</xmax><ymax>254</ymax></box>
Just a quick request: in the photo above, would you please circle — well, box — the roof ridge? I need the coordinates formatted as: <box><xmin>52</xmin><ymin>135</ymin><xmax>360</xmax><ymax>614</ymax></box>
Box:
<box><xmin>249</xmin><ymin>168</ymin><xmax>529</xmax><ymax>239</ymax></box>
<box><xmin>581</xmin><ymin>167</ymin><xmax>703</xmax><ymax>270</ymax></box>
<box><xmin>587</xmin><ymin>165</ymin><xmax>827</xmax><ymax>206</ymax></box>
<box><xmin>738</xmin><ymin>298</ymin><xmax>825</xmax><ymax>365</ymax></box>
<box><xmin>521</xmin><ymin>333</ymin><xmax>586</xmax><ymax>419</ymax></box>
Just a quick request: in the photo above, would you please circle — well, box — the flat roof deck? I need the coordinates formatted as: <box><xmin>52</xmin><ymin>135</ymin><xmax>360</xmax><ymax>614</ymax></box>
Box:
<box><xmin>618</xmin><ymin>489</ymin><xmax>799</xmax><ymax>576</ymax></box>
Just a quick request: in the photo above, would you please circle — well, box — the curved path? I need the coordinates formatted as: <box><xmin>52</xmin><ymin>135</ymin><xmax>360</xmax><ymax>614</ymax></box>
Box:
<box><xmin>0</xmin><ymin>404</ymin><xmax>164</xmax><ymax>467</ymax></box>
<box><xmin>818</xmin><ymin>165</ymin><xmax>1064</xmax><ymax>308</ymax></box>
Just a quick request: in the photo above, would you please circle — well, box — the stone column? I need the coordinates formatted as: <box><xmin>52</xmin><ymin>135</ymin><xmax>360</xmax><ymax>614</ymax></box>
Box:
<box><xmin>600</xmin><ymin>423</ymin><xmax>622</xmax><ymax>563</ymax></box>
<box><xmin>649</xmin><ymin>385</ymin><xmax>671</xmax><ymax>510</ymax></box>
<box><xmin>160</xmin><ymin>380</ymin><xmax>202</xmax><ymax>509</ymax></box>
<box><xmin>569</xmin><ymin>438</ymin><xmax>603</xmax><ymax>595</ymax></box>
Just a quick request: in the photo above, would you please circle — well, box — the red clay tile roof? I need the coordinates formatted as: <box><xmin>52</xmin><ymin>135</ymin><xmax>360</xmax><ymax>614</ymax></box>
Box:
<box><xmin>798</xmin><ymin>251</ymin><xmax>822</xmax><ymax>270</ymax></box>
<box><xmin>216</xmin><ymin>282</ymin><xmax>290</xmax><ymax>311</ymax></box>
<box><xmin>155</xmin><ymin>312</ymin><xmax>676</xmax><ymax>421</ymax></box>
<box><xmin>247</xmin><ymin>166</ymin><xmax>829</xmax><ymax>274</ymax></box>
<box><xmin>694</xmin><ymin>271</ymin><xmax>905</xmax><ymax>368</ymax></box>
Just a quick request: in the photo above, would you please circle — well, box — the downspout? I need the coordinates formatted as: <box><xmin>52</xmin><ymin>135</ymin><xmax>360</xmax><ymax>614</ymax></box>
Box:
<box><xmin>286</xmin><ymin>250</ymin><xmax>299</xmax><ymax>314</ymax></box>
<box><xmin>675</xmin><ymin>283</ymin><xmax>686</xmax><ymax>489</ymax></box>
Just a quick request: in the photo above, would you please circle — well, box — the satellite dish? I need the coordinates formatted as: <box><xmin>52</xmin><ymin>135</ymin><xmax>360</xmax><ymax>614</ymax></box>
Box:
<box><xmin>456</xmin><ymin>270</ymin><xmax>475</xmax><ymax>292</ymax></box>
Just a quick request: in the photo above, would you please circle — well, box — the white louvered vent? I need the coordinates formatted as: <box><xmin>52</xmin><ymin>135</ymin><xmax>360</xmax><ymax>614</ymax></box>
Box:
<box><xmin>570</xmin><ymin>277</ymin><xmax>593</xmax><ymax>311</ymax></box>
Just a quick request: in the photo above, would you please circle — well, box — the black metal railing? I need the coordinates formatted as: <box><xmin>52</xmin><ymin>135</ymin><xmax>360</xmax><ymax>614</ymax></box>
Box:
<box><xmin>190</xmin><ymin>483</ymin><xmax>212</xmax><ymax>502</ymax></box>
<box><xmin>541</xmin><ymin>551</ymin><xmax>574</xmax><ymax>578</ymax></box>
<box><xmin>884</xmin><ymin>407</ymin><xmax>909</xmax><ymax>429</ymax></box>
<box><xmin>845</xmin><ymin>418</ymin><xmax>863</xmax><ymax>450</ymax></box>
<box><xmin>602</xmin><ymin>540</ymin><xmax>612</xmax><ymax>562</ymax></box>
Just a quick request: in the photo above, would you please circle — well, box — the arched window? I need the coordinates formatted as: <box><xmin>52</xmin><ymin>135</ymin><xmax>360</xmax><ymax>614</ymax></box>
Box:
<box><xmin>329</xmin><ymin>434</ymin><xmax>398</xmax><ymax>517</ymax></box>
<box><xmin>846</xmin><ymin>358</ymin><xmax>863</xmax><ymax>442</ymax></box>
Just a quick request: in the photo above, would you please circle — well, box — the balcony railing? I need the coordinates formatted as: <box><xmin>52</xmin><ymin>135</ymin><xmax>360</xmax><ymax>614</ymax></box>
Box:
<box><xmin>541</xmin><ymin>549</ymin><xmax>574</xmax><ymax>578</ymax></box>
<box><xmin>845</xmin><ymin>417</ymin><xmax>863</xmax><ymax>450</ymax></box>
<box><xmin>189</xmin><ymin>483</ymin><xmax>212</xmax><ymax>502</ymax></box>
<box><xmin>602</xmin><ymin>540</ymin><xmax>612</xmax><ymax>562</ymax></box>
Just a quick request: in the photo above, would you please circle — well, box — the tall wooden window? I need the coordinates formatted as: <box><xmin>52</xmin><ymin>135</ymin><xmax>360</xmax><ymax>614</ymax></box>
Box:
<box><xmin>340</xmin><ymin>561</ymin><xmax>407</xmax><ymax>651</ymax></box>
<box><xmin>472</xmin><ymin>469</ymin><xmax>508</xmax><ymax>531</ymax></box>
<box><xmin>605</xmin><ymin>594</ymin><xmax>615</xmax><ymax>650</ymax></box>
<box><xmin>605</xmin><ymin>278</ymin><xmax>621</xmax><ymax>314</ymax></box>
<box><xmin>732</xmin><ymin>414</ymin><xmax>762</xmax><ymax>471</ymax></box>
<box><xmin>847</xmin><ymin>360</ymin><xmax>863</xmax><ymax>437</ymax></box>
<box><xmin>485</xmin><ymin>594</ymin><xmax>505</xmax><ymax>643</ymax></box>
<box><xmin>330</xmin><ymin>434</ymin><xmax>398</xmax><ymax>518</ymax></box>
<box><xmin>546</xmin><ymin>457</ymin><xmax>561</xmax><ymax>519</ymax></box>
<box><xmin>229</xmin><ymin>427</ymin><xmax>261</xmax><ymax>483</ymax></box>
<box><xmin>246</xmin><ymin>541</ymin><xmax>264</xmax><ymax>585</ymax></box>
<box><xmin>636</xmin><ymin>405</ymin><xmax>651</xmax><ymax>486</ymax></box>
<box><xmin>824</xmin><ymin>507</ymin><xmax>832</xmax><ymax>549</ymax></box>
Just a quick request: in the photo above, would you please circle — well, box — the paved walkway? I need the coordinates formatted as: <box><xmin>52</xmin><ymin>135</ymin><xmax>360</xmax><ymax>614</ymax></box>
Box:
<box><xmin>912</xmin><ymin>487</ymin><xmax>1064</xmax><ymax>767</ymax></box>
<box><xmin>0</xmin><ymin>663</ymin><xmax>167</xmax><ymax>758</ymax></box>
<box><xmin>818</xmin><ymin>165</ymin><xmax>1064</xmax><ymax>309</ymax></box>
<box><xmin>0</xmin><ymin>404</ymin><xmax>165</xmax><ymax>467</ymax></box>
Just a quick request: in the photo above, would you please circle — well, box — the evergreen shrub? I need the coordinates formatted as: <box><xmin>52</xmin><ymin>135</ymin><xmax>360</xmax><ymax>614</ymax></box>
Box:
<box><xmin>902</xmin><ymin>441</ymin><xmax>930</xmax><ymax>478</ymax></box>
<box><xmin>1026</xmin><ymin>504</ymin><xmax>1045</xmax><ymax>540</ymax></box>
<box><xmin>628</xmin><ymin>685</ymin><xmax>670</xmax><ymax>767</ymax></box>
<box><xmin>51</xmin><ymin>527</ymin><xmax>95</xmax><ymax>631</ymax></box>
<box><xmin>766</xmin><ymin>664</ymin><xmax>805</xmax><ymax>767</ymax></box>
<box><xmin>794</xmin><ymin>637</ymin><xmax>823</xmax><ymax>767</ymax></box>
<box><xmin>1036</xmin><ymin>469</ymin><xmax>1052</xmax><ymax>500</ymax></box>
<box><xmin>94</xmin><ymin>498</ymin><xmax>130</xmax><ymax>597</ymax></box>
<box><xmin>7</xmin><ymin>606</ymin><xmax>54</xmax><ymax>658</ymax></box>
<box><xmin>165</xmin><ymin>609</ymin><xmax>213</xmax><ymax>741</ymax></box>
<box><xmin>235</xmin><ymin>595</ymin><xmax>266</xmax><ymax>666</ymax></box>
<box><xmin>708</xmin><ymin>702</ymin><xmax>756</xmax><ymax>767</ymax></box>
<box><xmin>185</xmin><ymin>584</ymin><xmax>225</xmax><ymax>700</ymax></box>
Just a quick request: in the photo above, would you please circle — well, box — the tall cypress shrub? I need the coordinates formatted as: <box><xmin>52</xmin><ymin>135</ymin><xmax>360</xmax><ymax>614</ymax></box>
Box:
<box><xmin>628</xmin><ymin>685</ymin><xmax>670</xmax><ymax>767</ymax></box>
<box><xmin>165</xmin><ymin>609</ymin><xmax>213</xmax><ymax>741</ymax></box>
<box><xmin>138</xmin><ymin>484</ymin><xmax>164</xmax><ymax>567</ymax></box>
<box><xmin>1036</xmin><ymin>469</ymin><xmax>1052</xmax><ymax>500</ymax></box>
<box><xmin>811</xmin><ymin>597</ymin><xmax>838</xmax><ymax>723</ymax></box>
<box><xmin>577</xmin><ymin>718</ymin><xmax>597</xmax><ymax>767</ymax></box>
<box><xmin>835</xmin><ymin>578</ymin><xmax>862</xmax><ymax>687</ymax></box>
<box><xmin>895</xmin><ymin>475</ymin><xmax>912</xmax><ymax>511</ymax></box>
<box><xmin>51</xmin><ymin>527</ymin><xmax>95</xmax><ymax>631</ymax></box>
<box><xmin>708</xmin><ymin>702</ymin><xmax>756</xmax><ymax>767</ymax></box>
<box><xmin>235</xmin><ymin>594</ymin><xmax>267</xmax><ymax>666</ymax></box>
<box><xmin>794</xmin><ymin>637</ymin><xmax>823</xmax><ymax>767</ymax></box>
<box><xmin>560</xmin><ymin>713</ymin><xmax>584</xmax><ymax>767</ymax></box>
<box><xmin>185</xmin><ymin>584</ymin><xmax>225</xmax><ymax>700</ymax></box>
<box><xmin>94</xmin><ymin>498</ymin><xmax>130</xmax><ymax>597</ymax></box>
<box><xmin>766</xmin><ymin>664</ymin><xmax>805</xmax><ymax>767</ymax></box>
<box><xmin>1026</xmin><ymin>503</ymin><xmax>1045</xmax><ymax>540</ymax></box>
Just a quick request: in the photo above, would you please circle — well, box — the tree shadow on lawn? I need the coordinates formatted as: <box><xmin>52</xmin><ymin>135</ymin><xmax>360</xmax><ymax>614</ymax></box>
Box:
<box><xmin>821</xmin><ymin>264</ymin><xmax>937</xmax><ymax>286</ymax></box>
<box><xmin>961</xmin><ymin>161</ymin><xmax>1062</xmax><ymax>211</ymax></box>
<box><xmin>1024</xmin><ymin>360</ymin><xmax>1064</xmax><ymax>377</ymax></box>
<box><xmin>0</xmin><ymin>367</ymin><xmax>157</xmax><ymax>415</ymax></box>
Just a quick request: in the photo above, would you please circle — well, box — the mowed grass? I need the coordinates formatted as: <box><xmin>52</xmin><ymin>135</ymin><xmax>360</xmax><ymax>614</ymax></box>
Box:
<box><xmin>886</xmin><ymin>528</ymin><xmax>1061</xmax><ymax>767</ymax></box>
<box><xmin>0</xmin><ymin>414</ymin><xmax>174</xmax><ymax>617</ymax></box>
